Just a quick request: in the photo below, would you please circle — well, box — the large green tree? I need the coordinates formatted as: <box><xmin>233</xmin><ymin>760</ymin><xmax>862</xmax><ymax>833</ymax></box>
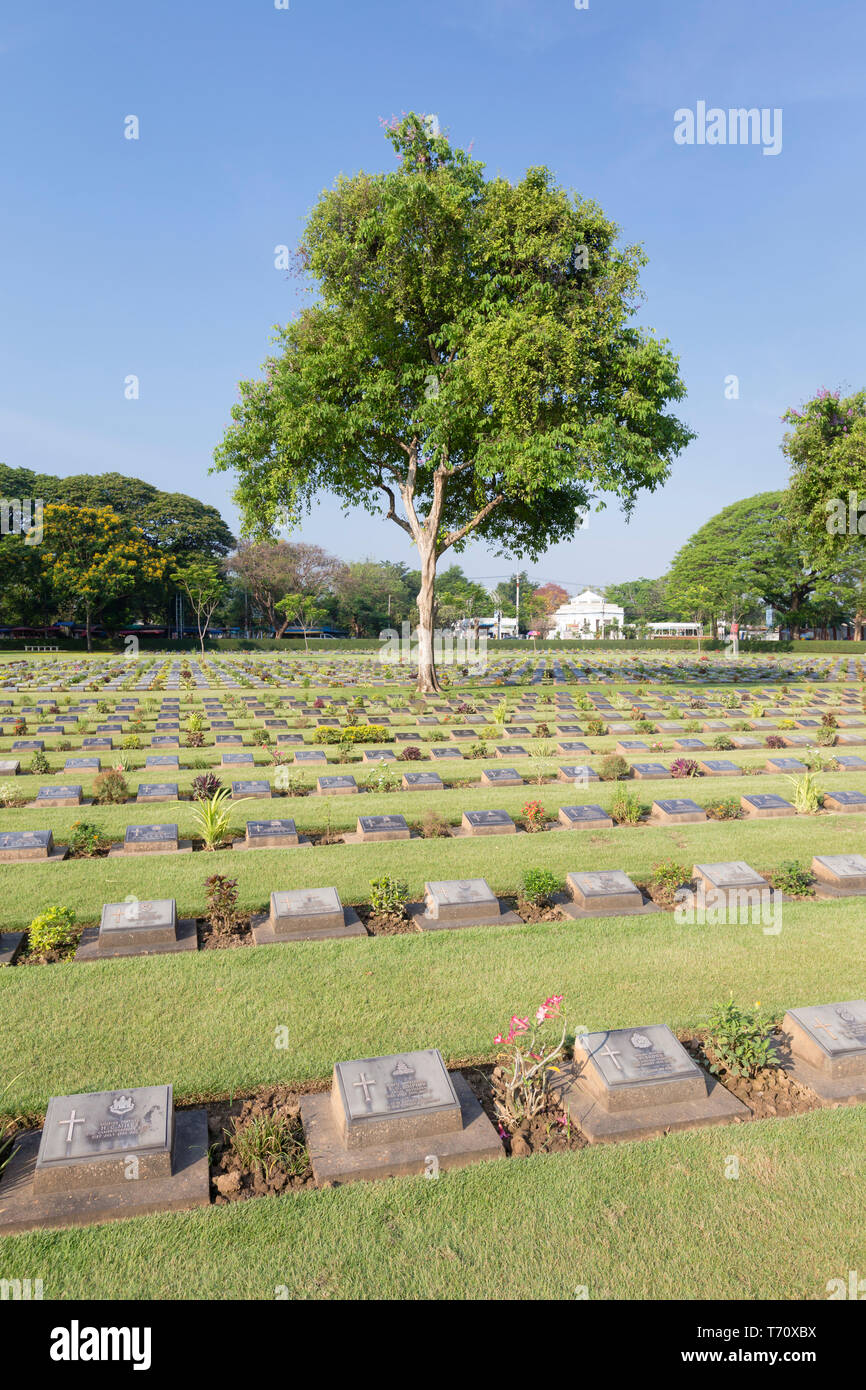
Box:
<box><xmin>605</xmin><ymin>576</ymin><xmax>670</xmax><ymax>624</ymax></box>
<box><xmin>213</xmin><ymin>113</ymin><xmax>693</xmax><ymax>690</ymax></box>
<box><xmin>667</xmin><ymin>492</ymin><xmax>812</xmax><ymax>633</ymax></box>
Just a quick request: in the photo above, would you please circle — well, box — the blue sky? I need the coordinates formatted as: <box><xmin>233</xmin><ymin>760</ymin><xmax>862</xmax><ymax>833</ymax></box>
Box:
<box><xmin>1</xmin><ymin>0</ymin><xmax>864</xmax><ymax>594</ymax></box>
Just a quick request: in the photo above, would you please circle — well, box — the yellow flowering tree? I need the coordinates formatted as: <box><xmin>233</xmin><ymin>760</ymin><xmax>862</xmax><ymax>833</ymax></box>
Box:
<box><xmin>40</xmin><ymin>503</ymin><xmax>167</xmax><ymax>650</ymax></box>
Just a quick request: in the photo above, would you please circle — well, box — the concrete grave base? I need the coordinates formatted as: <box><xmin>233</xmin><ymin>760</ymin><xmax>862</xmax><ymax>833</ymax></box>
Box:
<box><xmin>231</xmin><ymin>836</ymin><xmax>313</xmax><ymax>850</ymax></box>
<box><xmin>300</xmin><ymin>1072</ymin><xmax>502</xmax><ymax>1185</ymax></box>
<box><xmin>250</xmin><ymin>908</ymin><xmax>366</xmax><ymax>944</ymax></box>
<box><xmin>0</xmin><ymin>845</ymin><xmax>68</xmax><ymax>864</ymax></box>
<box><xmin>559</xmin><ymin>898</ymin><xmax>661</xmax><ymax>921</ymax></box>
<box><xmin>0</xmin><ymin>1110</ymin><xmax>210</xmax><ymax>1235</ymax></box>
<box><xmin>0</xmin><ymin>931</ymin><xmax>25</xmax><ymax>966</ymax></box>
<box><xmin>779</xmin><ymin>1052</ymin><xmax>866</xmax><ymax>1106</ymax></box>
<box><xmin>74</xmin><ymin>919</ymin><xmax>199</xmax><ymax>961</ymax></box>
<box><xmin>550</xmin><ymin>1064</ymin><xmax>749</xmax><ymax>1143</ymax></box>
<box><xmin>406</xmin><ymin>899</ymin><xmax>522</xmax><ymax>931</ymax></box>
<box><xmin>108</xmin><ymin>841</ymin><xmax>193</xmax><ymax>857</ymax></box>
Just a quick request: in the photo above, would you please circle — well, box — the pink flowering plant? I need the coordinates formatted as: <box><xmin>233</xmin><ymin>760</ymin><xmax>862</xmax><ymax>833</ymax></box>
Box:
<box><xmin>493</xmin><ymin>996</ymin><xmax>568</xmax><ymax>1125</ymax></box>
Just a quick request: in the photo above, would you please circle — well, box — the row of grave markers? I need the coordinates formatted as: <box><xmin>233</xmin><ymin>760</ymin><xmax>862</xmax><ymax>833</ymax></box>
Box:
<box><xmin>2</xmin><ymin>998</ymin><xmax>864</xmax><ymax>1234</ymax></box>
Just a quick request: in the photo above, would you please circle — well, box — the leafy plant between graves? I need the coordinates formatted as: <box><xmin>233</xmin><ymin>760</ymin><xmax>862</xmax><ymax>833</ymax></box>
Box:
<box><xmin>598</xmin><ymin>753</ymin><xmax>629</xmax><ymax>781</ymax></box>
<box><xmin>703</xmin><ymin>998</ymin><xmax>777</xmax><ymax>1079</ymax></box>
<box><xmin>521</xmin><ymin>868</ymin><xmax>561</xmax><ymax>907</ymax></box>
<box><xmin>399</xmin><ymin>745</ymin><xmax>422</xmax><ymax>760</ymax></box>
<box><xmin>69</xmin><ymin>822</ymin><xmax>107</xmax><ymax>857</ymax></box>
<box><xmin>771</xmin><ymin>860</ymin><xmax>815</xmax><ymax>896</ymax></box>
<box><xmin>765</xmin><ymin>734</ymin><xmax>785</xmax><ymax>749</ymax></box>
<box><xmin>650</xmin><ymin>860</ymin><xmax>692</xmax><ymax>904</ymax></box>
<box><xmin>522</xmin><ymin>798</ymin><xmax>546</xmax><ymax>832</ymax></box>
<box><xmin>0</xmin><ymin>783</ymin><xmax>26</xmax><ymax>808</ymax></box>
<box><xmin>225</xmin><ymin>1112</ymin><xmax>309</xmax><ymax>1181</ymax></box>
<box><xmin>585</xmin><ymin>719</ymin><xmax>607</xmax><ymax>737</ymax></box>
<box><xmin>121</xmin><ymin>734</ymin><xmax>141</xmax><ymax>750</ymax></box>
<box><xmin>814</xmin><ymin>726</ymin><xmax>837</xmax><ymax>746</ymax></box>
<box><xmin>420</xmin><ymin>810</ymin><xmax>450</xmax><ymax>837</ymax></box>
<box><xmin>204</xmin><ymin>874</ymin><xmax>241</xmax><ymax>936</ymax></box>
<box><xmin>369</xmin><ymin>875</ymin><xmax>409</xmax><ymax>916</ymax></box>
<box><xmin>669</xmin><ymin>757</ymin><xmax>699</xmax><ymax>779</ymax></box>
<box><xmin>705</xmin><ymin>797</ymin><xmax>742</xmax><ymax>820</ymax></box>
<box><xmin>28</xmin><ymin>905</ymin><xmax>78</xmax><ymax>956</ymax></box>
<box><xmin>192</xmin><ymin>771</ymin><xmax>223</xmax><ymax>801</ymax></box>
<box><xmin>711</xmin><ymin>734</ymin><xmax>734</xmax><ymax>750</ymax></box>
<box><xmin>492</xmin><ymin>996</ymin><xmax>568</xmax><ymax>1125</ymax></box>
<box><xmin>28</xmin><ymin>750</ymin><xmax>50</xmax><ymax>775</ymax></box>
<box><xmin>93</xmin><ymin>768</ymin><xmax>128</xmax><ymax>803</ymax></box>
<box><xmin>786</xmin><ymin>771</ymin><xmax>822</xmax><ymax>814</ymax></box>
<box><xmin>193</xmin><ymin>787</ymin><xmax>236</xmax><ymax>851</ymax></box>
<box><xmin>609</xmin><ymin>787</ymin><xmax>644</xmax><ymax>825</ymax></box>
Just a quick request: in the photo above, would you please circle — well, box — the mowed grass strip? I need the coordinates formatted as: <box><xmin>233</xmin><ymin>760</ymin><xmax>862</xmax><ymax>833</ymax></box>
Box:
<box><xmin>1</xmin><ymin>1108</ymin><xmax>863</xmax><ymax>1299</ymax></box>
<box><xmin>3</xmin><ymin>799</ymin><xmax>866</xmax><ymax>928</ymax></box>
<box><xmin>2</xmin><ymin>897</ymin><xmax>865</xmax><ymax>1111</ymax></box>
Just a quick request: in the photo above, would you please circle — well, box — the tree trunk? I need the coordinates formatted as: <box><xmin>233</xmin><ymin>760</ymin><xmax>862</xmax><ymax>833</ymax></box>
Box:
<box><xmin>416</xmin><ymin>540</ymin><xmax>441</xmax><ymax>694</ymax></box>
<box><xmin>86</xmin><ymin>605</ymin><xmax>92</xmax><ymax>654</ymax></box>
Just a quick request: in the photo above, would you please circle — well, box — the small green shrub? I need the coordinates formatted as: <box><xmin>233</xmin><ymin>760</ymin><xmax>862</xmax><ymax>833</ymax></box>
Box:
<box><xmin>598</xmin><ymin>753</ymin><xmax>629</xmax><ymax>781</ymax></box>
<box><xmin>28</xmin><ymin>905</ymin><xmax>77</xmax><ymax>955</ymax></box>
<box><xmin>69</xmin><ymin>821</ymin><xmax>105</xmax><ymax>857</ymax></box>
<box><xmin>704</xmin><ymin>998</ymin><xmax>776</xmax><ymax>1078</ymax></box>
<box><xmin>609</xmin><ymin>787</ymin><xmax>643</xmax><ymax>825</ymax></box>
<box><xmin>771</xmin><ymin>860</ymin><xmax>814</xmax><ymax>896</ymax></box>
<box><xmin>521</xmin><ymin>868</ymin><xmax>561</xmax><ymax>906</ymax></box>
<box><xmin>369</xmin><ymin>875</ymin><xmax>409</xmax><ymax>915</ymax></box>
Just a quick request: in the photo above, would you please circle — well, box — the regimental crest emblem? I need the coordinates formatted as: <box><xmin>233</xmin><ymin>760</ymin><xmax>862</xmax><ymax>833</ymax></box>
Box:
<box><xmin>109</xmin><ymin>1094</ymin><xmax>135</xmax><ymax>1116</ymax></box>
<box><xmin>391</xmin><ymin>1060</ymin><xmax>415</xmax><ymax>1080</ymax></box>
<box><xmin>836</xmin><ymin>1006</ymin><xmax>856</xmax><ymax>1023</ymax></box>
<box><xmin>630</xmin><ymin>1033</ymin><xmax>652</xmax><ymax>1050</ymax></box>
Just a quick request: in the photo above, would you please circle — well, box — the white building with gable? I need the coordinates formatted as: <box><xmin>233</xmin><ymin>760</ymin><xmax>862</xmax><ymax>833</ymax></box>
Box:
<box><xmin>549</xmin><ymin>588</ymin><xmax>624</xmax><ymax>640</ymax></box>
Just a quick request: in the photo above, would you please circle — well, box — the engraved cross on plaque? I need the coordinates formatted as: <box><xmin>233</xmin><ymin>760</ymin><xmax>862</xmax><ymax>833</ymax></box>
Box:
<box><xmin>58</xmin><ymin>1110</ymin><xmax>86</xmax><ymax>1143</ymax></box>
<box><xmin>813</xmin><ymin>1019</ymin><xmax>838</xmax><ymax>1041</ymax></box>
<box><xmin>353</xmin><ymin>1073</ymin><xmax>376</xmax><ymax>1103</ymax></box>
<box><xmin>600</xmin><ymin>1044</ymin><xmax>623</xmax><ymax>1072</ymax></box>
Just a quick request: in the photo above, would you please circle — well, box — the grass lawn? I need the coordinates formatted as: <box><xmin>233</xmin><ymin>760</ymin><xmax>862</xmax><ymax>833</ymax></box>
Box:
<box><xmin>1</xmin><ymin>1108</ymin><xmax>863</xmax><ymax>1299</ymax></box>
<box><xmin>2</xmin><ymin>784</ymin><xmax>866</xmax><ymax>926</ymax></box>
<box><xmin>3</xmin><ymin>896</ymin><xmax>865</xmax><ymax>1112</ymax></box>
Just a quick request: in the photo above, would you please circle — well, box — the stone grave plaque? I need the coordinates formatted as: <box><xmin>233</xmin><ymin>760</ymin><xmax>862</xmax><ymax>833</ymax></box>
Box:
<box><xmin>361</xmin><ymin>749</ymin><xmax>395</xmax><ymax>762</ymax></box>
<box><xmin>317</xmin><ymin>775</ymin><xmax>358</xmax><ymax>794</ymax></box>
<box><xmin>823</xmin><ymin>789</ymin><xmax>866</xmax><ymax>813</ymax></box>
<box><xmin>673</xmin><ymin>738</ymin><xmax>707</xmax><ymax>751</ymax></box>
<box><xmin>616</xmin><ymin>740</ymin><xmax>649</xmax><ymax>754</ymax></box>
<box><xmin>401</xmin><ymin>772</ymin><xmax>443</xmax><ymax>790</ymax></box>
<box><xmin>812</xmin><ymin>854</ymin><xmax>866</xmax><ymax>891</ymax></box>
<box><xmin>331</xmin><ymin>1049</ymin><xmax>461</xmax><ymax>1149</ymax></box>
<box><xmin>222</xmin><ymin>751</ymin><xmax>254</xmax><ymax>765</ymax></box>
<box><xmin>783</xmin><ymin>1001</ymin><xmax>866</xmax><ymax>1080</ymax></box>
<box><xmin>450</xmin><ymin>728</ymin><xmax>477</xmax><ymax>740</ymax></box>
<box><xmin>65</xmin><ymin>757</ymin><xmax>100</xmax><ymax>771</ymax></box>
<box><xmin>481</xmin><ymin>767</ymin><xmax>522</xmax><ymax>785</ymax></box>
<box><xmin>741</xmin><ymin>793</ymin><xmax>796</xmax><ymax>818</ymax></box>
<box><xmin>300</xmin><ymin>1049</ymin><xmax>502</xmax><ymax>1186</ymax></box>
<box><xmin>35</xmin><ymin>785</ymin><xmax>82</xmax><ymax>806</ymax></box>
<box><xmin>652</xmin><ymin>797</ymin><xmax>706</xmax><ymax>824</ymax></box>
<box><xmin>357</xmin><ymin>814</ymin><xmax>411</xmax><ymax>841</ymax></box>
<box><xmin>35</xmin><ymin>1085</ymin><xmax>174</xmax><ymax>1192</ymax></box>
<box><xmin>0</xmin><ymin>829</ymin><xmax>54</xmax><ymax>861</ymax></box>
<box><xmin>504</xmin><ymin>726</ymin><xmax>530</xmax><ymax>736</ymax></box>
<box><xmin>0</xmin><ymin>759</ymin><xmax>20</xmax><ymax>776</ymax></box>
<box><xmin>99</xmin><ymin>898</ymin><xmax>178</xmax><ymax>948</ymax></box>
<box><xmin>424</xmin><ymin>878</ymin><xmax>499</xmax><ymax>923</ymax></box>
<box><xmin>693</xmin><ymin>861</ymin><xmax>765</xmax><ymax>893</ymax></box>
<box><xmin>566</xmin><ymin>870</ymin><xmax>643</xmax><ymax>913</ymax></box>
<box><xmin>13</xmin><ymin>740</ymin><xmax>44</xmax><ymax>751</ymax></box>
<box><xmin>136</xmin><ymin>783</ymin><xmax>178</xmax><ymax>802</ymax></box>
<box><xmin>82</xmin><ymin>738</ymin><xmax>112</xmax><ymax>750</ymax></box>
<box><xmin>834</xmin><ymin>756</ymin><xmax>866</xmax><ymax>770</ymax></box>
<box><xmin>630</xmin><ymin>762</ymin><xmax>669</xmax><ymax>779</ymax></box>
<box><xmin>558</xmin><ymin>804</ymin><xmax>613</xmax><ymax>829</ymax></box>
<box><xmin>766</xmin><ymin>757</ymin><xmax>808</xmax><ymax>774</ymax></box>
<box><xmin>215</xmin><ymin>734</ymin><xmax>245</xmax><ymax>746</ymax></box>
<box><xmin>124</xmin><ymin>824</ymin><xmax>180</xmax><ymax>854</ymax></box>
<box><xmin>461</xmin><ymin>808</ymin><xmax>516</xmax><ymax>835</ymax></box>
<box><xmin>268</xmin><ymin>887</ymin><xmax>345</xmax><ymax>936</ymax></box>
<box><xmin>557</xmin><ymin>764</ymin><xmax>599</xmax><ymax>783</ymax></box>
<box><xmin>146</xmin><ymin>755</ymin><xmax>179</xmax><ymax>768</ymax></box>
<box><xmin>558</xmin><ymin>741</ymin><xmax>592</xmax><ymax>755</ymax></box>
<box><xmin>231</xmin><ymin>779</ymin><xmax>271</xmax><ymax>800</ymax></box>
<box><xmin>574</xmin><ymin>1025</ymin><xmax>704</xmax><ymax>1111</ymax></box>
<box><xmin>698</xmin><ymin>759</ymin><xmax>741</xmax><ymax>776</ymax></box>
<box><xmin>430</xmin><ymin>746</ymin><xmax>461</xmax><ymax>759</ymax></box>
<box><xmin>294</xmin><ymin>749</ymin><xmax>327</xmax><ymax>763</ymax></box>
<box><xmin>245</xmin><ymin>818</ymin><xmax>299</xmax><ymax>847</ymax></box>
<box><xmin>495</xmin><ymin>744</ymin><xmax>529</xmax><ymax>758</ymax></box>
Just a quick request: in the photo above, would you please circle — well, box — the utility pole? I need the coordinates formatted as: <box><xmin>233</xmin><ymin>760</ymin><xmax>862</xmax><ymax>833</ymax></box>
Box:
<box><xmin>515</xmin><ymin>574</ymin><xmax>520</xmax><ymax>637</ymax></box>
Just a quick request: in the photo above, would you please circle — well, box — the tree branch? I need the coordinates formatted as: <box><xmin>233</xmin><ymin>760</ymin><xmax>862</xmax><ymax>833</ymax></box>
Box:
<box><xmin>441</xmin><ymin>493</ymin><xmax>506</xmax><ymax>550</ymax></box>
